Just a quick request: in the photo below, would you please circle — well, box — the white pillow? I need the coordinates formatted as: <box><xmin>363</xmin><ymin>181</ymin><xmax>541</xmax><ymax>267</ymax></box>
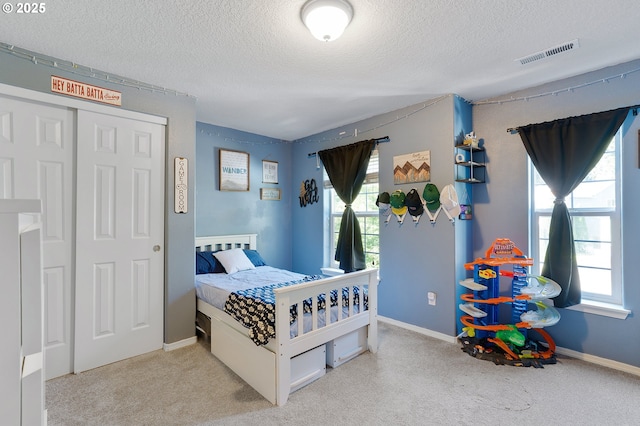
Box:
<box><xmin>213</xmin><ymin>248</ymin><xmax>256</xmax><ymax>274</ymax></box>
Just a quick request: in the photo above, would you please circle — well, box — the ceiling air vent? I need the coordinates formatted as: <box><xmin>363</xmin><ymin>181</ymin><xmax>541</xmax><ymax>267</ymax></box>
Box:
<box><xmin>516</xmin><ymin>39</ymin><xmax>580</xmax><ymax>65</ymax></box>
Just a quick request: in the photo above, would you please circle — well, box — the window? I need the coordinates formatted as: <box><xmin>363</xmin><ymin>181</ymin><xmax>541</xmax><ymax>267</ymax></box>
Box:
<box><xmin>326</xmin><ymin>149</ymin><xmax>380</xmax><ymax>268</ymax></box>
<box><xmin>530</xmin><ymin>130</ymin><xmax>622</xmax><ymax>305</ymax></box>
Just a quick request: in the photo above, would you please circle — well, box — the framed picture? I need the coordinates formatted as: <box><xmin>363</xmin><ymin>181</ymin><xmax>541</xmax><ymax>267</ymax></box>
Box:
<box><xmin>262</xmin><ymin>160</ymin><xmax>278</xmax><ymax>184</ymax></box>
<box><xmin>219</xmin><ymin>149</ymin><xmax>250</xmax><ymax>191</ymax></box>
<box><xmin>260</xmin><ymin>188</ymin><xmax>281</xmax><ymax>201</ymax></box>
<box><xmin>393</xmin><ymin>150</ymin><xmax>431</xmax><ymax>184</ymax></box>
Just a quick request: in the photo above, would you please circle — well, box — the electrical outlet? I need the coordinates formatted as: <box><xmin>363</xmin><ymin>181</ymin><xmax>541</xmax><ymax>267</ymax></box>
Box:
<box><xmin>428</xmin><ymin>291</ymin><xmax>436</xmax><ymax>306</ymax></box>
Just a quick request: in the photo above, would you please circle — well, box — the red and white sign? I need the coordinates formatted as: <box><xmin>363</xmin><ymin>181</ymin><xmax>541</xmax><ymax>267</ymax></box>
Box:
<box><xmin>51</xmin><ymin>75</ymin><xmax>122</xmax><ymax>106</ymax></box>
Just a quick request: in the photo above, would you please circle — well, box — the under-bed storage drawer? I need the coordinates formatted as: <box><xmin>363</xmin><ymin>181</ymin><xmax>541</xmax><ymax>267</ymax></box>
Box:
<box><xmin>290</xmin><ymin>345</ymin><xmax>326</xmax><ymax>392</ymax></box>
<box><xmin>326</xmin><ymin>326</ymin><xmax>368</xmax><ymax>368</ymax></box>
<box><xmin>196</xmin><ymin>310</ymin><xmax>211</xmax><ymax>336</ymax></box>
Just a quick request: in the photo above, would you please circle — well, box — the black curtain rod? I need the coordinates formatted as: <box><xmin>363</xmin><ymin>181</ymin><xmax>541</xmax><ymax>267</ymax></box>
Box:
<box><xmin>308</xmin><ymin>136</ymin><xmax>390</xmax><ymax>158</ymax></box>
<box><xmin>507</xmin><ymin>105</ymin><xmax>639</xmax><ymax>134</ymax></box>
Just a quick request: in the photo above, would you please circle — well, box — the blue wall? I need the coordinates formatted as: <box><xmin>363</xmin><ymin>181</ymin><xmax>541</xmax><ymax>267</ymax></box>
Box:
<box><xmin>196</xmin><ymin>96</ymin><xmax>475</xmax><ymax>338</ymax></box>
<box><xmin>195</xmin><ymin>122</ymin><xmax>293</xmax><ymax>270</ymax></box>
<box><xmin>290</xmin><ymin>140</ymin><xmax>326</xmax><ymax>275</ymax></box>
<box><xmin>195</xmin><ymin>62</ymin><xmax>640</xmax><ymax>368</ymax></box>
<box><xmin>473</xmin><ymin>59</ymin><xmax>640</xmax><ymax>367</ymax></box>
<box><xmin>453</xmin><ymin>97</ymin><xmax>474</xmax><ymax>333</ymax></box>
<box><xmin>8</xmin><ymin>44</ymin><xmax>638</xmax><ymax>367</ymax></box>
<box><xmin>290</xmin><ymin>95</ymin><xmax>473</xmax><ymax>336</ymax></box>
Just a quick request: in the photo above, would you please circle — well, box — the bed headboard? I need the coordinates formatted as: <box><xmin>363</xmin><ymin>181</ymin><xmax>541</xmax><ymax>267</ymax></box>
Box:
<box><xmin>195</xmin><ymin>234</ymin><xmax>257</xmax><ymax>252</ymax></box>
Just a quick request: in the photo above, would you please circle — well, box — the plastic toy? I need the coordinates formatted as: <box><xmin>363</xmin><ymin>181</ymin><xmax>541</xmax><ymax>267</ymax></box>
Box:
<box><xmin>478</xmin><ymin>269</ymin><xmax>497</xmax><ymax>279</ymax></box>
<box><xmin>457</xmin><ymin>238</ymin><xmax>560</xmax><ymax>367</ymax></box>
<box><xmin>521</xmin><ymin>302</ymin><xmax>561</xmax><ymax>327</ymax></box>
<box><xmin>499</xmin><ymin>270</ymin><xmax>562</xmax><ymax>299</ymax></box>
<box><xmin>464</xmin><ymin>238</ymin><xmax>534</xmax><ymax>269</ymax></box>
<box><xmin>495</xmin><ymin>325</ymin><xmax>525</xmax><ymax>347</ymax></box>
<box><xmin>463</xmin><ymin>131</ymin><xmax>478</xmax><ymax>148</ymax></box>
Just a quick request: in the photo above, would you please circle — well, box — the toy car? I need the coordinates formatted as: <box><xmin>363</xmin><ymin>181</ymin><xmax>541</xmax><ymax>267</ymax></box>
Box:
<box><xmin>478</xmin><ymin>269</ymin><xmax>497</xmax><ymax>279</ymax></box>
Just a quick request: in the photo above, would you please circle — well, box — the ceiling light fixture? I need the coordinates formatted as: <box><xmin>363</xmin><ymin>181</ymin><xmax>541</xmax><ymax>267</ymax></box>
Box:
<box><xmin>301</xmin><ymin>0</ymin><xmax>353</xmax><ymax>42</ymax></box>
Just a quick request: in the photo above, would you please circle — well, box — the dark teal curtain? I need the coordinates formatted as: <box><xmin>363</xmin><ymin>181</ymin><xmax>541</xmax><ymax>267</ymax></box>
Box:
<box><xmin>318</xmin><ymin>139</ymin><xmax>376</xmax><ymax>272</ymax></box>
<box><xmin>518</xmin><ymin>107</ymin><xmax>629</xmax><ymax>307</ymax></box>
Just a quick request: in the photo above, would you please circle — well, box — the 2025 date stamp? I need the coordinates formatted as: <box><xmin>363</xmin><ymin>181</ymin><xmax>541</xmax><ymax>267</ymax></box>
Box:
<box><xmin>3</xmin><ymin>2</ymin><xmax>46</xmax><ymax>13</ymax></box>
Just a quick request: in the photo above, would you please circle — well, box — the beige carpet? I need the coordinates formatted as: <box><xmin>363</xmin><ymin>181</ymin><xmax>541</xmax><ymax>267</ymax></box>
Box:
<box><xmin>46</xmin><ymin>322</ymin><xmax>640</xmax><ymax>425</ymax></box>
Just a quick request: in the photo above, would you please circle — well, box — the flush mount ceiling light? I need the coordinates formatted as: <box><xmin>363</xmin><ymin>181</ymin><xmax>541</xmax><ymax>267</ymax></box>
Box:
<box><xmin>301</xmin><ymin>0</ymin><xmax>353</xmax><ymax>42</ymax></box>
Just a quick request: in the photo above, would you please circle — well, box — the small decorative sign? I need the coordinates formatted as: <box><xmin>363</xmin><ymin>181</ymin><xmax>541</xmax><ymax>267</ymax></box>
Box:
<box><xmin>174</xmin><ymin>157</ymin><xmax>188</xmax><ymax>213</ymax></box>
<box><xmin>299</xmin><ymin>179</ymin><xmax>319</xmax><ymax>207</ymax></box>
<box><xmin>260</xmin><ymin>188</ymin><xmax>281</xmax><ymax>201</ymax></box>
<box><xmin>51</xmin><ymin>75</ymin><xmax>122</xmax><ymax>106</ymax></box>
<box><xmin>262</xmin><ymin>160</ymin><xmax>278</xmax><ymax>184</ymax></box>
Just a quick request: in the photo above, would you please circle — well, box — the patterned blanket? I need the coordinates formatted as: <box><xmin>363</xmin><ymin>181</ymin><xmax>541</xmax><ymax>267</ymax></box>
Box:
<box><xmin>224</xmin><ymin>275</ymin><xmax>368</xmax><ymax>346</ymax></box>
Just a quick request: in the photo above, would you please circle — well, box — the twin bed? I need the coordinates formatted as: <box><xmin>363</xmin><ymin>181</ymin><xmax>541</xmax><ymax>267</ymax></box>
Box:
<box><xmin>194</xmin><ymin>234</ymin><xmax>379</xmax><ymax>406</ymax></box>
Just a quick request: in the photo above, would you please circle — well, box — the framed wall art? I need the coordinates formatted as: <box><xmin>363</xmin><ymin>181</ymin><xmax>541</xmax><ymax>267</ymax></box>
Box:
<box><xmin>262</xmin><ymin>160</ymin><xmax>278</xmax><ymax>184</ymax></box>
<box><xmin>219</xmin><ymin>149</ymin><xmax>250</xmax><ymax>191</ymax></box>
<box><xmin>260</xmin><ymin>188</ymin><xmax>281</xmax><ymax>201</ymax></box>
<box><xmin>393</xmin><ymin>150</ymin><xmax>431</xmax><ymax>184</ymax></box>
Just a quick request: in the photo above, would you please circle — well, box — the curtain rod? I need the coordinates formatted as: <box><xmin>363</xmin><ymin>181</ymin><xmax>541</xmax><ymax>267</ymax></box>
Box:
<box><xmin>308</xmin><ymin>136</ymin><xmax>390</xmax><ymax>158</ymax></box>
<box><xmin>507</xmin><ymin>105</ymin><xmax>639</xmax><ymax>134</ymax></box>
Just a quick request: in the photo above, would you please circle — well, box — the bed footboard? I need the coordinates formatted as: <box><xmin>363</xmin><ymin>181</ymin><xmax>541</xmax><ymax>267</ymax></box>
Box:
<box><xmin>196</xmin><ymin>266</ymin><xmax>378</xmax><ymax>406</ymax></box>
<box><xmin>274</xmin><ymin>268</ymin><xmax>378</xmax><ymax>405</ymax></box>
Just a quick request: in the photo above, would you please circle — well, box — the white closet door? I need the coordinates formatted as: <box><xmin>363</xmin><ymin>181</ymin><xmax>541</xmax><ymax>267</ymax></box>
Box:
<box><xmin>74</xmin><ymin>110</ymin><xmax>164</xmax><ymax>373</ymax></box>
<box><xmin>0</xmin><ymin>95</ymin><xmax>74</xmax><ymax>380</ymax></box>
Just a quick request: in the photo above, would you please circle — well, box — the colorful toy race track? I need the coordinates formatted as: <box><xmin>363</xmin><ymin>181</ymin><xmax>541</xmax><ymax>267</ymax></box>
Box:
<box><xmin>458</xmin><ymin>238</ymin><xmax>560</xmax><ymax>367</ymax></box>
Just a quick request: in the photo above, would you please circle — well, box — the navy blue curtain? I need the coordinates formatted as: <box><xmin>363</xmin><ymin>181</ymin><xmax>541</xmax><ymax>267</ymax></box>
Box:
<box><xmin>318</xmin><ymin>139</ymin><xmax>376</xmax><ymax>273</ymax></box>
<box><xmin>518</xmin><ymin>107</ymin><xmax>629</xmax><ymax>307</ymax></box>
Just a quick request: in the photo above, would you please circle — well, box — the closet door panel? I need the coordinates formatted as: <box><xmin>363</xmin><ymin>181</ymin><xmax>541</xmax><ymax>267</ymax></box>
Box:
<box><xmin>74</xmin><ymin>110</ymin><xmax>164</xmax><ymax>373</ymax></box>
<box><xmin>0</xmin><ymin>95</ymin><xmax>74</xmax><ymax>380</ymax></box>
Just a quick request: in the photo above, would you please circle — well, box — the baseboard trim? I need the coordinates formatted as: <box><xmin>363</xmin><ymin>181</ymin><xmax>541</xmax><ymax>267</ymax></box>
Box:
<box><xmin>163</xmin><ymin>336</ymin><xmax>197</xmax><ymax>352</ymax></box>
<box><xmin>378</xmin><ymin>315</ymin><xmax>458</xmax><ymax>344</ymax></box>
<box><xmin>554</xmin><ymin>346</ymin><xmax>640</xmax><ymax>377</ymax></box>
<box><xmin>378</xmin><ymin>316</ymin><xmax>640</xmax><ymax>377</ymax></box>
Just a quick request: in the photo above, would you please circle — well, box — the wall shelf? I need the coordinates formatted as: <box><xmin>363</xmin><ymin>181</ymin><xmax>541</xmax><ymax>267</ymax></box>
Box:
<box><xmin>455</xmin><ymin>144</ymin><xmax>486</xmax><ymax>183</ymax></box>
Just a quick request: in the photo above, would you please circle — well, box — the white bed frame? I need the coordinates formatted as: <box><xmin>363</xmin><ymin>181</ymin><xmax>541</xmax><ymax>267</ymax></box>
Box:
<box><xmin>195</xmin><ymin>234</ymin><xmax>378</xmax><ymax>406</ymax></box>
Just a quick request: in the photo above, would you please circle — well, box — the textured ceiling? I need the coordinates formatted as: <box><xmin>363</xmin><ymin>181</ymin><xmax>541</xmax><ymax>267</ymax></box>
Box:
<box><xmin>2</xmin><ymin>0</ymin><xmax>639</xmax><ymax>140</ymax></box>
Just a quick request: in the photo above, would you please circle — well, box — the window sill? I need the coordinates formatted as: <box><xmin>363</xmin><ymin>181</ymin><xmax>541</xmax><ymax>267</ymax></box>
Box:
<box><xmin>565</xmin><ymin>300</ymin><xmax>630</xmax><ymax>320</ymax></box>
<box><xmin>320</xmin><ymin>267</ymin><xmax>344</xmax><ymax>276</ymax></box>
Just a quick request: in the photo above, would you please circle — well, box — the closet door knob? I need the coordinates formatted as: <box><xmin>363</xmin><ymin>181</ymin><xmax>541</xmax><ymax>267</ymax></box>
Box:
<box><xmin>153</xmin><ymin>245</ymin><xmax>161</xmax><ymax>252</ymax></box>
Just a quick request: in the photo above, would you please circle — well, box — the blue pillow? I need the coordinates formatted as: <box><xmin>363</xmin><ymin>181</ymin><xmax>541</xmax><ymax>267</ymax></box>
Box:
<box><xmin>243</xmin><ymin>249</ymin><xmax>267</xmax><ymax>267</ymax></box>
<box><xmin>195</xmin><ymin>251</ymin><xmax>225</xmax><ymax>274</ymax></box>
